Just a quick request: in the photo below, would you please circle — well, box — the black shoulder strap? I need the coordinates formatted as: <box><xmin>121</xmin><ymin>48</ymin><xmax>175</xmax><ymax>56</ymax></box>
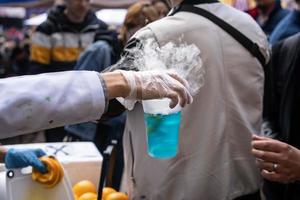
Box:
<box><xmin>173</xmin><ymin>5</ymin><xmax>267</xmax><ymax>67</ymax></box>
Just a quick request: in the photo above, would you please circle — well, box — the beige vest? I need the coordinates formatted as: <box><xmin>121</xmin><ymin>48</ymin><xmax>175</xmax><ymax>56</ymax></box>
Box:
<box><xmin>122</xmin><ymin>3</ymin><xmax>269</xmax><ymax>200</ymax></box>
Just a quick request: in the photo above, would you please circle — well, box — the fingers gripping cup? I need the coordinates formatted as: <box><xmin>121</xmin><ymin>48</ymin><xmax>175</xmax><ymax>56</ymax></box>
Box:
<box><xmin>142</xmin><ymin>98</ymin><xmax>182</xmax><ymax>159</ymax></box>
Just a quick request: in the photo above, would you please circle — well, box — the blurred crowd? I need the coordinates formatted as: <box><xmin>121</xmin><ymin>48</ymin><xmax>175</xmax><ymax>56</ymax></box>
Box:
<box><xmin>0</xmin><ymin>27</ymin><xmax>30</xmax><ymax>77</ymax></box>
<box><xmin>0</xmin><ymin>0</ymin><xmax>169</xmax><ymax>77</ymax></box>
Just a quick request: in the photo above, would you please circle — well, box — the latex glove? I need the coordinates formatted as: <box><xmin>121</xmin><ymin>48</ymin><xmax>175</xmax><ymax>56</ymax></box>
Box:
<box><xmin>5</xmin><ymin>148</ymin><xmax>47</xmax><ymax>173</ymax></box>
<box><xmin>119</xmin><ymin>70</ymin><xmax>193</xmax><ymax>108</ymax></box>
<box><xmin>252</xmin><ymin>135</ymin><xmax>300</xmax><ymax>183</ymax></box>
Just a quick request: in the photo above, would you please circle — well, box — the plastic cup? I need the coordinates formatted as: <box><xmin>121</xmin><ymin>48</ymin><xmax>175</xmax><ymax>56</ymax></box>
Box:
<box><xmin>142</xmin><ymin>98</ymin><xmax>182</xmax><ymax>159</ymax></box>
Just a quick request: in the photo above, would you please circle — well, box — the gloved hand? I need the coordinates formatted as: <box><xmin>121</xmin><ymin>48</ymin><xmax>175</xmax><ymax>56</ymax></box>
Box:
<box><xmin>119</xmin><ymin>70</ymin><xmax>193</xmax><ymax>108</ymax></box>
<box><xmin>5</xmin><ymin>148</ymin><xmax>47</xmax><ymax>173</ymax></box>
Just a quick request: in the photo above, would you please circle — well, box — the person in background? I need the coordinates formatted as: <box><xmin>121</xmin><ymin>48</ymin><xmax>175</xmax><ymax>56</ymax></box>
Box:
<box><xmin>247</xmin><ymin>0</ymin><xmax>290</xmax><ymax>37</ymax></box>
<box><xmin>10</xmin><ymin>33</ymin><xmax>31</xmax><ymax>76</ymax></box>
<box><xmin>29</xmin><ymin>0</ymin><xmax>119</xmax><ymax>142</ymax></box>
<box><xmin>252</xmin><ymin>33</ymin><xmax>300</xmax><ymax>200</ymax></box>
<box><xmin>152</xmin><ymin>0</ymin><xmax>170</xmax><ymax>18</ymax></box>
<box><xmin>29</xmin><ymin>0</ymin><xmax>112</xmax><ymax>74</ymax></box>
<box><xmin>269</xmin><ymin>0</ymin><xmax>300</xmax><ymax>44</ymax></box>
<box><xmin>119</xmin><ymin>1</ymin><xmax>161</xmax><ymax>48</ymax></box>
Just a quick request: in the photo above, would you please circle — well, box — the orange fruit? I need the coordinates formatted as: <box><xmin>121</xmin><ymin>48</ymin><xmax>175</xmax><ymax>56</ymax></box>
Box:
<box><xmin>105</xmin><ymin>192</ymin><xmax>128</xmax><ymax>200</ymax></box>
<box><xmin>73</xmin><ymin>180</ymin><xmax>97</xmax><ymax>198</ymax></box>
<box><xmin>32</xmin><ymin>156</ymin><xmax>64</xmax><ymax>188</ymax></box>
<box><xmin>102</xmin><ymin>187</ymin><xmax>117</xmax><ymax>200</ymax></box>
<box><xmin>78</xmin><ymin>192</ymin><xmax>98</xmax><ymax>200</ymax></box>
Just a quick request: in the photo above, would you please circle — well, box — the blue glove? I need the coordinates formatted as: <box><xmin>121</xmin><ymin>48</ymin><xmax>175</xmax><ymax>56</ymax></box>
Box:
<box><xmin>5</xmin><ymin>148</ymin><xmax>47</xmax><ymax>173</ymax></box>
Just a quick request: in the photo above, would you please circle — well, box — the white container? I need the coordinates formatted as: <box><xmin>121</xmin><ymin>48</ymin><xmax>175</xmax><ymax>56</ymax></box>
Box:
<box><xmin>0</xmin><ymin>142</ymin><xmax>103</xmax><ymax>200</ymax></box>
<box><xmin>3</xmin><ymin>142</ymin><xmax>102</xmax><ymax>187</ymax></box>
<box><xmin>0</xmin><ymin>165</ymin><xmax>6</xmax><ymax>200</ymax></box>
<box><xmin>5</xmin><ymin>166</ymin><xmax>74</xmax><ymax>200</ymax></box>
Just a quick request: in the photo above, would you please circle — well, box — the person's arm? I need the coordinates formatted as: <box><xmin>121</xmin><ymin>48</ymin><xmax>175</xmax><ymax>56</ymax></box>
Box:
<box><xmin>0</xmin><ymin>145</ymin><xmax>47</xmax><ymax>173</ymax></box>
<box><xmin>0</xmin><ymin>70</ymin><xmax>191</xmax><ymax>138</ymax></box>
<box><xmin>251</xmin><ymin>135</ymin><xmax>300</xmax><ymax>183</ymax></box>
<box><xmin>100</xmin><ymin>71</ymin><xmax>130</xmax><ymax>99</ymax></box>
<box><xmin>101</xmin><ymin>70</ymin><xmax>192</xmax><ymax>108</ymax></box>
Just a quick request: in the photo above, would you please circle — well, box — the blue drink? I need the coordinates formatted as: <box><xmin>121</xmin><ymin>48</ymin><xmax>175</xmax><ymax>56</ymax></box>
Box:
<box><xmin>144</xmin><ymin>111</ymin><xmax>181</xmax><ymax>159</ymax></box>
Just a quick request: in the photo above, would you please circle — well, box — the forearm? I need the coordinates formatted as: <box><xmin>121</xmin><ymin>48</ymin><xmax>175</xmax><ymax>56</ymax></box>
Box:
<box><xmin>100</xmin><ymin>71</ymin><xmax>130</xmax><ymax>99</ymax></box>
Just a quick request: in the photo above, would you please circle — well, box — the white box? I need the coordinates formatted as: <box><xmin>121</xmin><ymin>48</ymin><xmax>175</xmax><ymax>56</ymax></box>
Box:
<box><xmin>1</xmin><ymin>142</ymin><xmax>102</xmax><ymax>188</ymax></box>
<box><xmin>5</xmin><ymin>167</ymin><xmax>74</xmax><ymax>200</ymax></box>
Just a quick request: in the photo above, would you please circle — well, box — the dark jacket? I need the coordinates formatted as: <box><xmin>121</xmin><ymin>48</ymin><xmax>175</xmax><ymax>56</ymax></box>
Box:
<box><xmin>247</xmin><ymin>1</ymin><xmax>290</xmax><ymax>37</ymax></box>
<box><xmin>269</xmin><ymin>10</ymin><xmax>300</xmax><ymax>44</ymax></box>
<box><xmin>264</xmin><ymin>33</ymin><xmax>300</xmax><ymax>200</ymax></box>
<box><xmin>29</xmin><ymin>5</ymin><xmax>119</xmax><ymax>74</ymax></box>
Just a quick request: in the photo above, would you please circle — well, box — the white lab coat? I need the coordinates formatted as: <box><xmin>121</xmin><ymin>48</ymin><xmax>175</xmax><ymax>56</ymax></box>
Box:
<box><xmin>0</xmin><ymin>71</ymin><xmax>105</xmax><ymax>139</ymax></box>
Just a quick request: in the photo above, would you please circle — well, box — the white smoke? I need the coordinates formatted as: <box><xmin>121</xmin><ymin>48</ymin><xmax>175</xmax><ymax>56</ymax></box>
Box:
<box><xmin>131</xmin><ymin>39</ymin><xmax>205</xmax><ymax>96</ymax></box>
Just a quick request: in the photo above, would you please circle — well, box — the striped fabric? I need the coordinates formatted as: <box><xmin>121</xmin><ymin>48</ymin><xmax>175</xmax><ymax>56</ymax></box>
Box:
<box><xmin>30</xmin><ymin>44</ymin><xmax>51</xmax><ymax>64</ymax></box>
<box><xmin>29</xmin><ymin>5</ymin><xmax>110</xmax><ymax>74</ymax></box>
<box><xmin>30</xmin><ymin>31</ymin><xmax>96</xmax><ymax>64</ymax></box>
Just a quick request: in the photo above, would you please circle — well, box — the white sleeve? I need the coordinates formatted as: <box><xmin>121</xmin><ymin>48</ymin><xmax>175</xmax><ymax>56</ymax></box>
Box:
<box><xmin>0</xmin><ymin>71</ymin><xmax>105</xmax><ymax>139</ymax></box>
